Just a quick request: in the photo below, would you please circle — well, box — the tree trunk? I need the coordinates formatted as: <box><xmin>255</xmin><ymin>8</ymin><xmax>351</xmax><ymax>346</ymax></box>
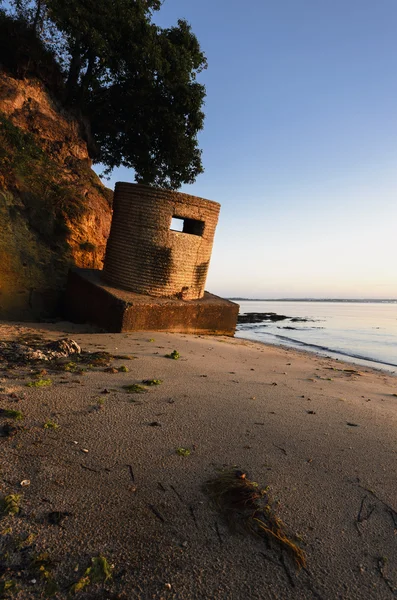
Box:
<box><xmin>80</xmin><ymin>51</ymin><xmax>95</xmax><ymax>100</ymax></box>
<box><xmin>66</xmin><ymin>35</ymin><xmax>82</xmax><ymax>103</ymax></box>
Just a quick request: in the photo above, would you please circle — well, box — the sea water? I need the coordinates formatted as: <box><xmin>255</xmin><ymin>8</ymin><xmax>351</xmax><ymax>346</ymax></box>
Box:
<box><xmin>235</xmin><ymin>300</ymin><xmax>397</xmax><ymax>373</ymax></box>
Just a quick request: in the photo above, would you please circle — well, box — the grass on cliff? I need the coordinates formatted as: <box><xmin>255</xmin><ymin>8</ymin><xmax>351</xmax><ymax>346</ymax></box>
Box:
<box><xmin>0</xmin><ymin>111</ymin><xmax>87</xmax><ymax>245</ymax></box>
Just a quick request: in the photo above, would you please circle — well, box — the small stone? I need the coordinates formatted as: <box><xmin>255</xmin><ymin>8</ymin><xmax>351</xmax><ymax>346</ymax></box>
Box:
<box><xmin>81</xmin><ymin>448</ymin><xmax>89</xmax><ymax>453</ymax></box>
<box><xmin>20</xmin><ymin>479</ymin><xmax>30</xmax><ymax>487</ymax></box>
<box><xmin>165</xmin><ymin>583</ymin><xmax>172</xmax><ymax>590</ymax></box>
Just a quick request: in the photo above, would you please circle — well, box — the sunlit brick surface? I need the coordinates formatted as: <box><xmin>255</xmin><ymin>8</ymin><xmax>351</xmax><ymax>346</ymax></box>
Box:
<box><xmin>102</xmin><ymin>183</ymin><xmax>220</xmax><ymax>300</ymax></box>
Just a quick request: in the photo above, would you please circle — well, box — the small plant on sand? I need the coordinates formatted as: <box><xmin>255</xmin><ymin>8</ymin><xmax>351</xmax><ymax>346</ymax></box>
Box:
<box><xmin>31</xmin><ymin>553</ymin><xmax>58</xmax><ymax>597</ymax></box>
<box><xmin>165</xmin><ymin>350</ymin><xmax>180</xmax><ymax>360</ymax></box>
<box><xmin>1</xmin><ymin>494</ymin><xmax>21</xmax><ymax>516</ymax></box>
<box><xmin>122</xmin><ymin>384</ymin><xmax>147</xmax><ymax>394</ymax></box>
<box><xmin>118</xmin><ymin>365</ymin><xmax>128</xmax><ymax>372</ymax></box>
<box><xmin>142</xmin><ymin>379</ymin><xmax>162</xmax><ymax>386</ymax></box>
<box><xmin>0</xmin><ymin>579</ymin><xmax>17</xmax><ymax>596</ymax></box>
<box><xmin>43</xmin><ymin>420</ymin><xmax>60</xmax><ymax>430</ymax></box>
<box><xmin>149</xmin><ymin>338</ymin><xmax>155</xmax><ymax>342</ymax></box>
<box><xmin>71</xmin><ymin>555</ymin><xmax>113</xmax><ymax>594</ymax></box>
<box><xmin>204</xmin><ymin>469</ymin><xmax>306</xmax><ymax>569</ymax></box>
<box><xmin>0</xmin><ymin>409</ymin><xmax>23</xmax><ymax>421</ymax></box>
<box><xmin>176</xmin><ymin>447</ymin><xmax>191</xmax><ymax>457</ymax></box>
<box><xmin>63</xmin><ymin>362</ymin><xmax>78</xmax><ymax>372</ymax></box>
<box><xmin>26</xmin><ymin>378</ymin><xmax>52</xmax><ymax>388</ymax></box>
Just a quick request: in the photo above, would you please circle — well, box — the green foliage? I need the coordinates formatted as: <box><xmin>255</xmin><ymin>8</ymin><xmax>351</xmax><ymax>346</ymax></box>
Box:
<box><xmin>31</xmin><ymin>553</ymin><xmax>58</xmax><ymax>596</ymax></box>
<box><xmin>0</xmin><ymin>579</ymin><xmax>17</xmax><ymax>596</ymax></box>
<box><xmin>2</xmin><ymin>1</ymin><xmax>207</xmax><ymax>188</ymax></box>
<box><xmin>142</xmin><ymin>379</ymin><xmax>162</xmax><ymax>386</ymax></box>
<box><xmin>0</xmin><ymin>409</ymin><xmax>23</xmax><ymax>420</ymax></box>
<box><xmin>176</xmin><ymin>447</ymin><xmax>190</xmax><ymax>457</ymax></box>
<box><xmin>43</xmin><ymin>419</ymin><xmax>60</xmax><ymax>429</ymax></box>
<box><xmin>26</xmin><ymin>378</ymin><xmax>52</xmax><ymax>387</ymax></box>
<box><xmin>118</xmin><ymin>365</ymin><xmax>128</xmax><ymax>372</ymax></box>
<box><xmin>71</xmin><ymin>575</ymin><xmax>90</xmax><ymax>594</ymax></box>
<box><xmin>122</xmin><ymin>384</ymin><xmax>147</xmax><ymax>394</ymax></box>
<box><xmin>88</xmin><ymin>555</ymin><xmax>113</xmax><ymax>583</ymax></box>
<box><xmin>0</xmin><ymin>10</ymin><xmax>63</xmax><ymax>92</ymax></box>
<box><xmin>165</xmin><ymin>350</ymin><xmax>180</xmax><ymax>360</ymax></box>
<box><xmin>71</xmin><ymin>554</ymin><xmax>113</xmax><ymax>593</ymax></box>
<box><xmin>1</xmin><ymin>494</ymin><xmax>21</xmax><ymax>515</ymax></box>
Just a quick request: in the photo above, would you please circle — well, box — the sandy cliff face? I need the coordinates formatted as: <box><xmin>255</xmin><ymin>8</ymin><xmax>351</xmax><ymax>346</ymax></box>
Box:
<box><xmin>0</xmin><ymin>72</ymin><xmax>112</xmax><ymax>319</ymax></box>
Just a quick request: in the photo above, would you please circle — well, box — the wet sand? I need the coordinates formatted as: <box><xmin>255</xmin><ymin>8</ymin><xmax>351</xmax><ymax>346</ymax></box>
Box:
<box><xmin>1</xmin><ymin>322</ymin><xmax>397</xmax><ymax>599</ymax></box>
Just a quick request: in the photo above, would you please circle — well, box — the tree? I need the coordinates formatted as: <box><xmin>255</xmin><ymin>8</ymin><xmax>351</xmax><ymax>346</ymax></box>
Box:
<box><xmin>1</xmin><ymin>0</ymin><xmax>207</xmax><ymax>189</ymax></box>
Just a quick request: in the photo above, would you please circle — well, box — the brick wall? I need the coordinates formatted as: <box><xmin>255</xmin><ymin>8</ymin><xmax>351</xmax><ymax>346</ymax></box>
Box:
<box><xmin>102</xmin><ymin>183</ymin><xmax>220</xmax><ymax>300</ymax></box>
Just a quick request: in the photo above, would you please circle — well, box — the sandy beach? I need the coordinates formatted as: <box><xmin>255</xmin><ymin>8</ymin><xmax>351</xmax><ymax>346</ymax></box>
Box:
<box><xmin>1</xmin><ymin>322</ymin><xmax>397</xmax><ymax>599</ymax></box>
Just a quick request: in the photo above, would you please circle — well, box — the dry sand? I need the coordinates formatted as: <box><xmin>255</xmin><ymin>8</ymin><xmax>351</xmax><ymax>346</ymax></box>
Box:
<box><xmin>1</xmin><ymin>321</ymin><xmax>397</xmax><ymax>599</ymax></box>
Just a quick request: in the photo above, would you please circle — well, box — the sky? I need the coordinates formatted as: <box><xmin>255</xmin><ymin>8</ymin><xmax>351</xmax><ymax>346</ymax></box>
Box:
<box><xmin>97</xmin><ymin>0</ymin><xmax>397</xmax><ymax>299</ymax></box>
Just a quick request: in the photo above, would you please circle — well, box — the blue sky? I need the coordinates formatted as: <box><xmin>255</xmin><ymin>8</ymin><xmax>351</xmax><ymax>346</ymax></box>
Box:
<box><xmin>98</xmin><ymin>0</ymin><xmax>397</xmax><ymax>299</ymax></box>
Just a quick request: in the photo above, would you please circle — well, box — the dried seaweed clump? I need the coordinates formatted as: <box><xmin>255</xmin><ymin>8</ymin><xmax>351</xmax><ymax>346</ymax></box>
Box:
<box><xmin>204</xmin><ymin>469</ymin><xmax>306</xmax><ymax>569</ymax></box>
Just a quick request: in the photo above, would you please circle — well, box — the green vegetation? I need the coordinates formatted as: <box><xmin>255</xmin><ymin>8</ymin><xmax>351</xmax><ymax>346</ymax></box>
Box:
<box><xmin>43</xmin><ymin>419</ymin><xmax>60</xmax><ymax>430</ymax></box>
<box><xmin>62</xmin><ymin>362</ymin><xmax>79</xmax><ymax>372</ymax></box>
<box><xmin>118</xmin><ymin>365</ymin><xmax>128</xmax><ymax>373</ymax></box>
<box><xmin>1</xmin><ymin>494</ymin><xmax>21</xmax><ymax>515</ymax></box>
<box><xmin>0</xmin><ymin>408</ymin><xmax>23</xmax><ymax>420</ymax></box>
<box><xmin>166</xmin><ymin>350</ymin><xmax>180</xmax><ymax>360</ymax></box>
<box><xmin>31</xmin><ymin>553</ymin><xmax>58</xmax><ymax>597</ymax></box>
<box><xmin>122</xmin><ymin>384</ymin><xmax>147</xmax><ymax>394</ymax></box>
<box><xmin>71</xmin><ymin>555</ymin><xmax>113</xmax><ymax>593</ymax></box>
<box><xmin>0</xmin><ymin>579</ymin><xmax>17</xmax><ymax>596</ymax></box>
<box><xmin>142</xmin><ymin>379</ymin><xmax>162</xmax><ymax>386</ymax></box>
<box><xmin>1</xmin><ymin>1</ymin><xmax>207</xmax><ymax>189</ymax></box>
<box><xmin>176</xmin><ymin>447</ymin><xmax>191</xmax><ymax>457</ymax></box>
<box><xmin>26</xmin><ymin>378</ymin><xmax>52</xmax><ymax>387</ymax></box>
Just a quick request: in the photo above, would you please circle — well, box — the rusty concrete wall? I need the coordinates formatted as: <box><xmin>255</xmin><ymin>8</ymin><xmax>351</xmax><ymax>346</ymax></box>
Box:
<box><xmin>102</xmin><ymin>183</ymin><xmax>220</xmax><ymax>300</ymax></box>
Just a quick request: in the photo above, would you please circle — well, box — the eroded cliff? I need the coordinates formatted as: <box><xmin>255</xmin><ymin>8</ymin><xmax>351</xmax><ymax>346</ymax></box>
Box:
<box><xmin>0</xmin><ymin>72</ymin><xmax>112</xmax><ymax>319</ymax></box>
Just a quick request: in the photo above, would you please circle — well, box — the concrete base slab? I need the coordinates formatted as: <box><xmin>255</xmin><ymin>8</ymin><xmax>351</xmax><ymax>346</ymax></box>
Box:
<box><xmin>64</xmin><ymin>268</ymin><xmax>239</xmax><ymax>335</ymax></box>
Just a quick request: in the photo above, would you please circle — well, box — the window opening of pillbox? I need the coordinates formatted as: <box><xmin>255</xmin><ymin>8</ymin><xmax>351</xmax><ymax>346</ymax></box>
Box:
<box><xmin>170</xmin><ymin>216</ymin><xmax>205</xmax><ymax>236</ymax></box>
<box><xmin>170</xmin><ymin>217</ymin><xmax>184</xmax><ymax>232</ymax></box>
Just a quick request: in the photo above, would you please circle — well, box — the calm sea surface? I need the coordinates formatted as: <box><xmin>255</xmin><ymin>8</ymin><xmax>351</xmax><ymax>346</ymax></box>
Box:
<box><xmin>235</xmin><ymin>301</ymin><xmax>397</xmax><ymax>373</ymax></box>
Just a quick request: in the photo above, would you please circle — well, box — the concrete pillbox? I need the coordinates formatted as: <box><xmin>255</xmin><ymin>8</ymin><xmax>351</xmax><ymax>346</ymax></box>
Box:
<box><xmin>65</xmin><ymin>183</ymin><xmax>238</xmax><ymax>334</ymax></box>
<box><xmin>102</xmin><ymin>183</ymin><xmax>220</xmax><ymax>301</ymax></box>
